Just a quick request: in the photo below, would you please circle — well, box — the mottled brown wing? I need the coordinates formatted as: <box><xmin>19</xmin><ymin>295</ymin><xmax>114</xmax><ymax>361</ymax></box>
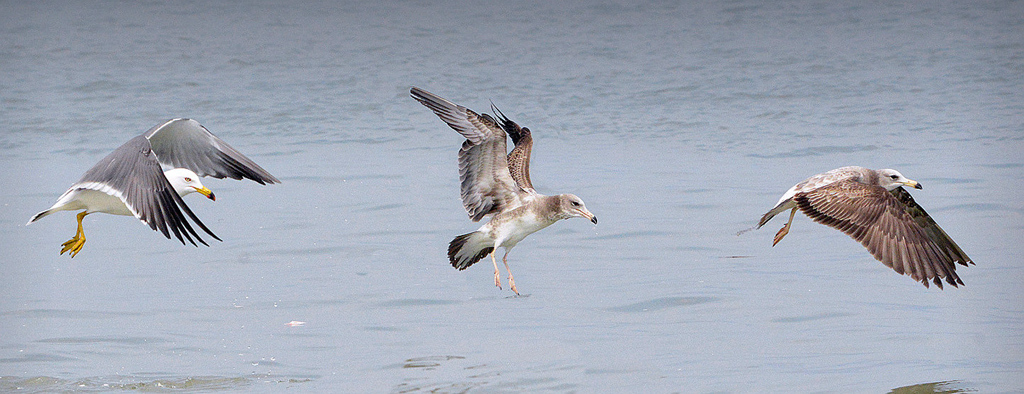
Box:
<box><xmin>491</xmin><ymin>103</ymin><xmax>535</xmax><ymax>193</ymax></box>
<box><xmin>794</xmin><ymin>180</ymin><xmax>965</xmax><ymax>288</ymax></box>
<box><xmin>411</xmin><ymin>87</ymin><xmax>524</xmax><ymax>221</ymax></box>
<box><xmin>889</xmin><ymin>186</ymin><xmax>973</xmax><ymax>267</ymax></box>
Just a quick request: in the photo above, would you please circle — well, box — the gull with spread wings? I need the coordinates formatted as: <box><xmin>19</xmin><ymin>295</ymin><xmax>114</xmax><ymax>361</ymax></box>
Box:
<box><xmin>411</xmin><ymin>87</ymin><xmax>597</xmax><ymax>295</ymax></box>
<box><xmin>757</xmin><ymin>166</ymin><xmax>973</xmax><ymax>288</ymax></box>
<box><xmin>28</xmin><ymin>118</ymin><xmax>280</xmax><ymax>257</ymax></box>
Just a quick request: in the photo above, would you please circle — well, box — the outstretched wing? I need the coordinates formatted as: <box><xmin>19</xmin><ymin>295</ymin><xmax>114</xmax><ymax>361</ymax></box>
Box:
<box><xmin>144</xmin><ymin>118</ymin><xmax>280</xmax><ymax>184</ymax></box>
<box><xmin>491</xmin><ymin>103</ymin><xmax>535</xmax><ymax>194</ymax></box>
<box><xmin>74</xmin><ymin>135</ymin><xmax>221</xmax><ymax>246</ymax></box>
<box><xmin>411</xmin><ymin>87</ymin><xmax>525</xmax><ymax>221</ymax></box>
<box><xmin>794</xmin><ymin>180</ymin><xmax>966</xmax><ymax>288</ymax></box>
<box><xmin>889</xmin><ymin>186</ymin><xmax>973</xmax><ymax>267</ymax></box>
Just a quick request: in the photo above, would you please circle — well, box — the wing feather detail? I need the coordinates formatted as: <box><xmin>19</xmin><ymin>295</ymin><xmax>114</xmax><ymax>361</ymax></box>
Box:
<box><xmin>145</xmin><ymin>118</ymin><xmax>280</xmax><ymax>184</ymax></box>
<box><xmin>75</xmin><ymin>135</ymin><xmax>221</xmax><ymax>245</ymax></box>
<box><xmin>491</xmin><ymin>103</ymin><xmax>535</xmax><ymax>193</ymax></box>
<box><xmin>412</xmin><ymin>87</ymin><xmax>525</xmax><ymax>221</ymax></box>
<box><xmin>794</xmin><ymin>181</ymin><xmax>966</xmax><ymax>288</ymax></box>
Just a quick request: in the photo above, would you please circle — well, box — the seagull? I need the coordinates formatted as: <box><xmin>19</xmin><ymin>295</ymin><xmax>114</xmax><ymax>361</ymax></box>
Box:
<box><xmin>411</xmin><ymin>87</ymin><xmax>597</xmax><ymax>295</ymax></box>
<box><xmin>756</xmin><ymin>166</ymin><xmax>973</xmax><ymax>288</ymax></box>
<box><xmin>28</xmin><ymin>118</ymin><xmax>280</xmax><ymax>257</ymax></box>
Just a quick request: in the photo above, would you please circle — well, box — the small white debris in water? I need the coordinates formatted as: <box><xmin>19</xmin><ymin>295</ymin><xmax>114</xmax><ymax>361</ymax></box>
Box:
<box><xmin>286</xmin><ymin>321</ymin><xmax>305</xmax><ymax>327</ymax></box>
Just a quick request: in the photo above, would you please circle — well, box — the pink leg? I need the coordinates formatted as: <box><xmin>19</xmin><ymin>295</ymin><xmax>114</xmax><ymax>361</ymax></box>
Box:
<box><xmin>490</xmin><ymin>251</ymin><xmax>501</xmax><ymax>290</ymax></box>
<box><xmin>773</xmin><ymin>208</ymin><xmax>797</xmax><ymax>247</ymax></box>
<box><xmin>503</xmin><ymin>251</ymin><xmax>519</xmax><ymax>295</ymax></box>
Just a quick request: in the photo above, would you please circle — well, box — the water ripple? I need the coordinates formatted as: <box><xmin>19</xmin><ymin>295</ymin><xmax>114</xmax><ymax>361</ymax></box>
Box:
<box><xmin>0</xmin><ymin>374</ymin><xmax>312</xmax><ymax>392</ymax></box>
<box><xmin>36</xmin><ymin>336</ymin><xmax>168</xmax><ymax>345</ymax></box>
<box><xmin>771</xmin><ymin>312</ymin><xmax>855</xmax><ymax>323</ymax></box>
<box><xmin>376</xmin><ymin>299</ymin><xmax>460</xmax><ymax>308</ymax></box>
<box><xmin>747</xmin><ymin>144</ymin><xmax>879</xmax><ymax>159</ymax></box>
<box><xmin>0</xmin><ymin>309</ymin><xmax>143</xmax><ymax>319</ymax></box>
<box><xmin>606</xmin><ymin>296</ymin><xmax>719</xmax><ymax>313</ymax></box>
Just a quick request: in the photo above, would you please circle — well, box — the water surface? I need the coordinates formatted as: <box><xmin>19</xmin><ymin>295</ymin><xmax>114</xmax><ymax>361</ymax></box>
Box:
<box><xmin>1</xmin><ymin>1</ymin><xmax>1022</xmax><ymax>392</ymax></box>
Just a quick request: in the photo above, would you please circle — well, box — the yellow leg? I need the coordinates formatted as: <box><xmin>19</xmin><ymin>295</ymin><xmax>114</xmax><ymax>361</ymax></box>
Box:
<box><xmin>773</xmin><ymin>208</ymin><xmax>797</xmax><ymax>247</ymax></box>
<box><xmin>502</xmin><ymin>251</ymin><xmax>519</xmax><ymax>295</ymax></box>
<box><xmin>491</xmin><ymin>251</ymin><xmax>502</xmax><ymax>290</ymax></box>
<box><xmin>60</xmin><ymin>211</ymin><xmax>89</xmax><ymax>258</ymax></box>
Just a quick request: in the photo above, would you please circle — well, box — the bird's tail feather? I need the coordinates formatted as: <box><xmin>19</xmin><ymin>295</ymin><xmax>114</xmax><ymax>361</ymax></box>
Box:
<box><xmin>27</xmin><ymin>208</ymin><xmax>57</xmax><ymax>225</ymax></box>
<box><xmin>448</xmin><ymin>231</ymin><xmax>493</xmax><ymax>270</ymax></box>
<box><xmin>737</xmin><ymin>200</ymin><xmax>794</xmax><ymax>236</ymax></box>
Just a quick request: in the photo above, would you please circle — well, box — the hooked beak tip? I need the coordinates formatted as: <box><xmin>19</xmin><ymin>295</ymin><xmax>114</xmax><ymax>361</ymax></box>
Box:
<box><xmin>195</xmin><ymin>187</ymin><xmax>216</xmax><ymax>201</ymax></box>
<box><xmin>590</xmin><ymin>216</ymin><xmax>598</xmax><ymax>225</ymax></box>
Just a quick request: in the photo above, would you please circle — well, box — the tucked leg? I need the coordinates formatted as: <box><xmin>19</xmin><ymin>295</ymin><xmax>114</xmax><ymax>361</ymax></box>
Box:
<box><xmin>60</xmin><ymin>211</ymin><xmax>89</xmax><ymax>258</ymax></box>
<box><xmin>502</xmin><ymin>251</ymin><xmax>518</xmax><ymax>296</ymax></box>
<box><xmin>490</xmin><ymin>251</ymin><xmax>502</xmax><ymax>290</ymax></box>
<box><xmin>773</xmin><ymin>208</ymin><xmax>797</xmax><ymax>247</ymax></box>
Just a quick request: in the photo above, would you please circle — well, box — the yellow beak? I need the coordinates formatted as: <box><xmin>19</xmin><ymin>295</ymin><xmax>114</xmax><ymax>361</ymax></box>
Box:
<box><xmin>194</xmin><ymin>186</ymin><xmax>216</xmax><ymax>201</ymax></box>
<box><xmin>904</xmin><ymin>180</ymin><xmax>923</xmax><ymax>190</ymax></box>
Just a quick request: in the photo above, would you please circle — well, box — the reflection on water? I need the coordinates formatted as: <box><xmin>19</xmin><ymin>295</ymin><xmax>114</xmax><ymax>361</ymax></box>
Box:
<box><xmin>889</xmin><ymin>380</ymin><xmax>976</xmax><ymax>394</ymax></box>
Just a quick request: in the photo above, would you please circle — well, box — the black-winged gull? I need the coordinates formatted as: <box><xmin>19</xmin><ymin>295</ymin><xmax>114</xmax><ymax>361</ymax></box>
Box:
<box><xmin>411</xmin><ymin>87</ymin><xmax>597</xmax><ymax>295</ymax></box>
<box><xmin>28</xmin><ymin>118</ymin><xmax>280</xmax><ymax>257</ymax></box>
<box><xmin>757</xmin><ymin>166</ymin><xmax>973</xmax><ymax>288</ymax></box>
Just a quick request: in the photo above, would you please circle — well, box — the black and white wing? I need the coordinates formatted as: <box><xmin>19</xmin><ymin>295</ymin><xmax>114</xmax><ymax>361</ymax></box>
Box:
<box><xmin>144</xmin><ymin>118</ymin><xmax>280</xmax><ymax>184</ymax></box>
<box><xmin>74</xmin><ymin>135</ymin><xmax>220</xmax><ymax>246</ymax></box>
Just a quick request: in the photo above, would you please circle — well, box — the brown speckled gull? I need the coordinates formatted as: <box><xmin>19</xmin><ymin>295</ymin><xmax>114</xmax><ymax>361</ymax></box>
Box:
<box><xmin>411</xmin><ymin>87</ymin><xmax>597</xmax><ymax>295</ymax></box>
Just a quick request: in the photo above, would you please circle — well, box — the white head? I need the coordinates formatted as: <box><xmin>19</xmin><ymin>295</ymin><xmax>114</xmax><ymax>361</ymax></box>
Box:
<box><xmin>164</xmin><ymin>168</ymin><xmax>216</xmax><ymax>200</ymax></box>
<box><xmin>556</xmin><ymin>194</ymin><xmax>597</xmax><ymax>224</ymax></box>
<box><xmin>876</xmin><ymin>169</ymin><xmax>922</xmax><ymax>191</ymax></box>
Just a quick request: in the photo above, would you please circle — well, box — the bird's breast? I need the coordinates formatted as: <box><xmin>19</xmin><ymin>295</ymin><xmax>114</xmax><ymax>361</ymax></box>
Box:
<box><xmin>490</xmin><ymin>210</ymin><xmax>555</xmax><ymax>248</ymax></box>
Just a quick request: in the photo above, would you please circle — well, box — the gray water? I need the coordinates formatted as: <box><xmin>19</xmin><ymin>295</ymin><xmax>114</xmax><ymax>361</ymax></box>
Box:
<box><xmin>1</xmin><ymin>1</ymin><xmax>1022</xmax><ymax>392</ymax></box>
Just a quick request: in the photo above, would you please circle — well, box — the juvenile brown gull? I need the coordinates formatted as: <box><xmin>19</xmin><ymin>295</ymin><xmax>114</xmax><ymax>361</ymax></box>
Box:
<box><xmin>28</xmin><ymin>118</ymin><xmax>280</xmax><ymax>257</ymax></box>
<box><xmin>756</xmin><ymin>166</ymin><xmax>973</xmax><ymax>288</ymax></box>
<box><xmin>411</xmin><ymin>87</ymin><xmax>597</xmax><ymax>295</ymax></box>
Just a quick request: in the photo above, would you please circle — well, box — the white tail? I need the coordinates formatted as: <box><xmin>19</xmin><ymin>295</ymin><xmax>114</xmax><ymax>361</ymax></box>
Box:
<box><xmin>26</xmin><ymin>208</ymin><xmax>57</xmax><ymax>225</ymax></box>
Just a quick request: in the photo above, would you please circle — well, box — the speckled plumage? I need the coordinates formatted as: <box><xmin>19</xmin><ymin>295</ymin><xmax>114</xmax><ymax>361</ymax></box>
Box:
<box><xmin>412</xmin><ymin>87</ymin><xmax>597</xmax><ymax>294</ymax></box>
<box><xmin>757</xmin><ymin>166</ymin><xmax>973</xmax><ymax>288</ymax></box>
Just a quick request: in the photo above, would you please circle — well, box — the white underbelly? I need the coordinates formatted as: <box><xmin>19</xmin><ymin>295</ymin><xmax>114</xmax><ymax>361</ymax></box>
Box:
<box><xmin>74</xmin><ymin>189</ymin><xmax>134</xmax><ymax>216</ymax></box>
<box><xmin>490</xmin><ymin>211</ymin><xmax>553</xmax><ymax>249</ymax></box>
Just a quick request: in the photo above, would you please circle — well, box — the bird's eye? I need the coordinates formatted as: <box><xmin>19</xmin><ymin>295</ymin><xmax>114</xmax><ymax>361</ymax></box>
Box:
<box><xmin>184</xmin><ymin>177</ymin><xmax>192</xmax><ymax>182</ymax></box>
<box><xmin>570</xmin><ymin>201</ymin><xmax>580</xmax><ymax>207</ymax></box>
<box><xmin>889</xmin><ymin>175</ymin><xmax>899</xmax><ymax>180</ymax></box>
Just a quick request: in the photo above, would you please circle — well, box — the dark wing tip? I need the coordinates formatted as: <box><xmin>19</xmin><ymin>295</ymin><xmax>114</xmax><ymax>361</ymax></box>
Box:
<box><xmin>794</xmin><ymin>183</ymin><xmax>970</xmax><ymax>289</ymax></box>
<box><xmin>410</xmin><ymin>86</ymin><xmax>438</xmax><ymax>104</ymax></box>
<box><xmin>146</xmin><ymin>118</ymin><xmax>280</xmax><ymax>185</ymax></box>
<box><xmin>490</xmin><ymin>102</ymin><xmax>530</xmax><ymax>144</ymax></box>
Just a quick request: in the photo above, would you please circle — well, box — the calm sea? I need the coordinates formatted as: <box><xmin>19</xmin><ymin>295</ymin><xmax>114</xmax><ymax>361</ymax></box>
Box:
<box><xmin>1</xmin><ymin>0</ymin><xmax>1021</xmax><ymax>392</ymax></box>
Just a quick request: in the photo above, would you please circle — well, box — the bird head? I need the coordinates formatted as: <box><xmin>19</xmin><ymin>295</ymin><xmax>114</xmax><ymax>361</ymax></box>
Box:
<box><xmin>877</xmin><ymin>169</ymin><xmax>922</xmax><ymax>191</ymax></box>
<box><xmin>165</xmin><ymin>168</ymin><xmax>216</xmax><ymax>200</ymax></box>
<box><xmin>559</xmin><ymin>194</ymin><xmax>597</xmax><ymax>224</ymax></box>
